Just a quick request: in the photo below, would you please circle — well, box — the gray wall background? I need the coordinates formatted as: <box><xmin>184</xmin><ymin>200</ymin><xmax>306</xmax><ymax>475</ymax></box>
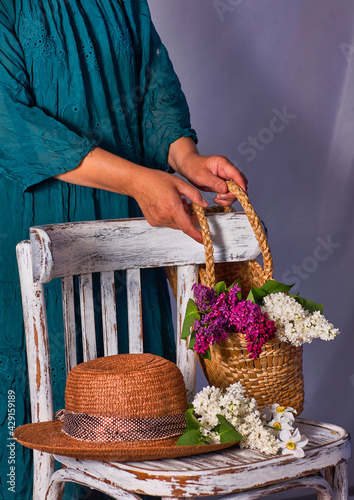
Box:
<box><xmin>149</xmin><ymin>0</ymin><xmax>354</xmax><ymax>491</ymax></box>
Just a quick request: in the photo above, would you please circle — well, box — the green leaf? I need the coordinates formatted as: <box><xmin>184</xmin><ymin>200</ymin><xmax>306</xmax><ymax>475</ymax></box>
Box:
<box><xmin>181</xmin><ymin>299</ymin><xmax>200</xmax><ymax>340</ymax></box>
<box><xmin>214</xmin><ymin>281</ymin><xmax>227</xmax><ymax>295</ymax></box>
<box><xmin>215</xmin><ymin>415</ymin><xmax>243</xmax><ymax>443</ymax></box>
<box><xmin>246</xmin><ymin>289</ymin><xmax>255</xmax><ymax>303</ymax></box>
<box><xmin>216</xmin><ymin>414</ymin><xmax>240</xmax><ymax>432</ymax></box>
<box><xmin>177</xmin><ymin>410</ymin><xmax>242</xmax><ymax>447</ymax></box>
<box><xmin>199</xmin><ymin>347</ymin><xmax>212</xmax><ymax>361</ymax></box>
<box><xmin>290</xmin><ymin>295</ymin><xmax>324</xmax><ymax>314</ymax></box>
<box><xmin>261</xmin><ymin>280</ymin><xmax>294</xmax><ymax>295</ymax></box>
<box><xmin>246</xmin><ymin>287</ymin><xmax>267</xmax><ymax>305</ymax></box>
<box><xmin>176</xmin><ymin>429</ymin><xmax>206</xmax><ymax>446</ymax></box>
<box><xmin>185</xmin><ymin>407</ymin><xmax>201</xmax><ymax>430</ymax></box>
<box><xmin>188</xmin><ymin>330</ymin><xmax>196</xmax><ymax>350</ymax></box>
<box><xmin>247</xmin><ymin>280</ymin><xmax>295</xmax><ymax>305</ymax></box>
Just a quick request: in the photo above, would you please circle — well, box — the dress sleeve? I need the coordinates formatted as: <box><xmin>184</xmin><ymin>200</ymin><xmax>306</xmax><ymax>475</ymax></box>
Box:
<box><xmin>124</xmin><ymin>0</ymin><xmax>198</xmax><ymax>170</ymax></box>
<box><xmin>0</xmin><ymin>8</ymin><xmax>95</xmax><ymax>191</ymax></box>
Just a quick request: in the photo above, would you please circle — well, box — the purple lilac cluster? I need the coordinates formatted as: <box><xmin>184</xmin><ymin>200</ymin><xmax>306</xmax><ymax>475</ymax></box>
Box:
<box><xmin>228</xmin><ymin>301</ymin><xmax>277</xmax><ymax>359</ymax></box>
<box><xmin>192</xmin><ymin>283</ymin><xmax>218</xmax><ymax>312</ymax></box>
<box><xmin>193</xmin><ymin>313</ymin><xmax>230</xmax><ymax>354</ymax></box>
<box><xmin>192</xmin><ymin>284</ymin><xmax>230</xmax><ymax>354</ymax></box>
<box><xmin>191</xmin><ymin>282</ymin><xmax>277</xmax><ymax>359</ymax></box>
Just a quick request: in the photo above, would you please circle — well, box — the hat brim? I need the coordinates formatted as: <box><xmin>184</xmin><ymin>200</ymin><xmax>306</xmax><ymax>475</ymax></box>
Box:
<box><xmin>14</xmin><ymin>421</ymin><xmax>239</xmax><ymax>461</ymax></box>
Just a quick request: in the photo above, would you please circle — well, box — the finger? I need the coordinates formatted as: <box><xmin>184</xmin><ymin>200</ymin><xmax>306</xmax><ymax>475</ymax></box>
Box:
<box><xmin>214</xmin><ymin>197</ymin><xmax>235</xmax><ymax>207</ymax></box>
<box><xmin>222</xmin><ymin>163</ymin><xmax>248</xmax><ymax>193</ymax></box>
<box><xmin>182</xmin><ymin>197</ymin><xmax>191</xmax><ymax>215</ymax></box>
<box><xmin>172</xmin><ymin>201</ymin><xmax>204</xmax><ymax>243</ymax></box>
<box><xmin>190</xmin><ymin>212</ymin><xmax>200</xmax><ymax>227</ymax></box>
<box><xmin>177</xmin><ymin>216</ymin><xmax>203</xmax><ymax>243</ymax></box>
<box><xmin>177</xmin><ymin>179</ymin><xmax>209</xmax><ymax>208</ymax></box>
<box><xmin>196</xmin><ymin>169</ymin><xmax>229</xmax><ymax>194</ymax></box>
<box><xmin>215</xmin><ymin>191</ymin><xmax>237</xmax><ymax>203</ymax></box>
<box><xmin>152</xmin><ymin>188</ymin><xmax>204</xmax><ymax>243</ymax></box>
<box><xmin>158</xmin><ymin>209</ymin><xmax>201</xmax><ymax>233</ymax></box>
<box><xmin>206</xmin><ymin>157</ymin><xmax>248</xmax><ymax>194</ymax></box>
<box><xmin>185</xmin><ymin>205</ymin><xmax>205</xmax><ymax>228</ymax></box>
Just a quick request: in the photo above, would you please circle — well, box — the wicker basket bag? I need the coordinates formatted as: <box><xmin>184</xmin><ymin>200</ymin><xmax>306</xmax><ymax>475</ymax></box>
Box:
<box><xmin>189</xmin><ymin>181</ymin><xmax>304</xmax><ymax>414</ymax></box>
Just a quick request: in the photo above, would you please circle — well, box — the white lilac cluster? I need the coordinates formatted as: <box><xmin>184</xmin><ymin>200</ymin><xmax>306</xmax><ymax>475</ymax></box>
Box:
<box><xmin>261</xmin><ymin>404</ymin><xmax>308</xmax><ymax>458</ymax></box>
<box><xmin>192</xmin><ymin>383</ymin><xmax>279</xmax><ymax>455</ymax></box>
<box><xmin>261</xmin><ymin>293</ymin><xmax>339</xmax><ymax>347</ymax></box>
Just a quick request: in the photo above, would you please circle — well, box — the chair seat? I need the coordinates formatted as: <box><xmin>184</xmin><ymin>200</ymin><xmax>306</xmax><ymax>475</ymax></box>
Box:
<box><xmin>53</xmin><ymin>419</ymin><xmax>350</xmax><ymax>498</ymax></box>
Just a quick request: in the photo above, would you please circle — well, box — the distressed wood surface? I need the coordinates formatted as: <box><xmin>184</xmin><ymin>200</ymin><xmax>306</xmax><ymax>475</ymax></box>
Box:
<box><xmin>176</xmin><ymin>265</ymin><xmax>198</xmax><ymax>403</ymax></box>
<box><xmin>29</xmin><ymin>213</ymin><xmax>261</xmax><ymax>283</ymax></box>
<box><xmin>325</xmin><ymin>461</ymin><xmax>348</xmax><ymax>500</ymax></box>
<box><xmin>79</xmin><ymin>273</ymin><xmax>97</xmax><ymax>361</ymax></box>
<box><xmin>127</xmin><ymin>268</ymin><xmax>143</xmax><ymax>354</ymax></box>
<box><xmin>54</xmin><ymin>419</ymin><xmax>350</xmax><ymax>498</ymax></box>
<box><xmin>219</xmin><ymin>474</ymin><xmax>333</xmax><ymax>500</ymax></box>
<box><xmin>16</xmin><ymin>242</ymin><xmax>55</xmax><ymax>499</ymax></box>
<box><xmin>62</xmin><ymin>275</ymin><xmax>77</xmax><ymax>374</ymax></box>
<box><xmin>161</xmin><ymin>498</ymin><xmax>195</xmax><ymax>500</ymax></box>
<box><xmin>46</xmin><ymin>468</ymin><xmax>143</xmax><ymax>500</ymax></box>
<box><xmin>100</xmin><ymin>271</ymin><xmax>119</xmax><ymax>356</ymax></box>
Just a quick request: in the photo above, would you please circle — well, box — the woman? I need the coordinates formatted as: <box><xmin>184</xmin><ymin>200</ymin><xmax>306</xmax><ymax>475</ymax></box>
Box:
<box><xmin>0</xmin><ymin>1</ymin><xmax>246</xmax><ymax>498</ymax></box>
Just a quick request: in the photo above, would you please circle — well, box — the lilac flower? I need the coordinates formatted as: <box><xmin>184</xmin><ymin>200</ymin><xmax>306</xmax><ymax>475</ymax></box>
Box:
<box><xmin>228</xmin><ymin>300</ymin><xmax>276</xmax><ymax>359</ymax></box>
<box><xmin>192</xmin><ymin>283</ymin><xmax>217</xmax><ymax>312</ymax></box>
<box><xmin>193</xmin><ymin>312</ymin><xmax>230</xmax><ymax>354</ymax></box>
<box><xmin>214</xmin><ymin>293</ymin><xmax>229</xmax><ymax>318</ymax></box>
<box><xmin>190</xmin><ymin>281</ymin><xmax>276</xmax><ymax>359</ymax></box>
<box><xmin>228</xmin><ymin>283</ymin><xmax>241</xmax><ymax>308</ymax></box>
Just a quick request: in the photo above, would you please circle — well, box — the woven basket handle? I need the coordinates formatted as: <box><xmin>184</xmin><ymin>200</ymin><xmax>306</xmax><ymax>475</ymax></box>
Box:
<box><xmin>191</xmin><ymin>181</ymin><xmax>273</xmax><ymax>288</ymax></box>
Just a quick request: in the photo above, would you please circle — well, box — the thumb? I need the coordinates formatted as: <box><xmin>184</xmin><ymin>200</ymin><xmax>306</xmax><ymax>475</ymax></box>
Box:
<box><xmin>199</xmin><ymin>169</ymin><xmax>228</xmax><ymax>194</ymax></box>
<box><xmin>177</xmin><ymin>180</ymin><xmax>209</xmax><ymax>208</ymax></box>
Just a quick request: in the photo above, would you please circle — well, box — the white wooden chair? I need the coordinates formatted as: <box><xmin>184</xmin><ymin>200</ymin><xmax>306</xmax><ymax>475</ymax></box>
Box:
<box><xmin>16</xmin><ymin>213</ymin><xmax>351</xmax><ymax>500</ymax></box>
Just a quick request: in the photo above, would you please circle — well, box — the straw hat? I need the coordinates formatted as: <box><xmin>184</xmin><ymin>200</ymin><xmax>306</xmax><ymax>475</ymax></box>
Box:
<box><xmin>14</xmin><ymin>353</ymin><xmax>238</xmax><ymax>461</ymax></box>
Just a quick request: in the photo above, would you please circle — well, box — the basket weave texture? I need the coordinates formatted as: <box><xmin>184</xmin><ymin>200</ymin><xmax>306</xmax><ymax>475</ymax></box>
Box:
<box><xmin>178</xmin><ymin>182</ymin><xmax>304</xmax><ymax>414</ymax></box>
<box><xmin>203</xmin><ymin>334</ymin><xmax>304</xmax><ymax>413</ymax></box>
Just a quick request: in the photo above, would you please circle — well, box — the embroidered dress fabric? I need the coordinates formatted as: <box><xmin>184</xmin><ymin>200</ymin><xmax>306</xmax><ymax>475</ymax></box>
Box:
<box><xmin>0</xmin><ymin>1</ymin><xmax>197</xmax><ymax>498</ymax></box>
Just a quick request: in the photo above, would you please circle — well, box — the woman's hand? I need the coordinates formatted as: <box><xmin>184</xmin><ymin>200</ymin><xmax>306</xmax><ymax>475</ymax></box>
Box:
<box><xmin>176</xmin><ymin>152</ymin><xmax>247</xmax><ymax>206</ymax></box>
<box><xmin>55</xmin><ymin>142</ymin><xmax>247</xmax><ymax>243</ymax></box>
<box><xmin>126</xmin><ymin>168</ymin><xmax>208</xmax><ymax>243</ymax></box>
<box><xmin>55</xmin><ymin>147</ymin><xmax>208</xmax><ymax>243</ymax></box>
<box><xmin>168</xmin><ymin>137</ymin><xmax>248</xmax><ymax>206</ymax></box>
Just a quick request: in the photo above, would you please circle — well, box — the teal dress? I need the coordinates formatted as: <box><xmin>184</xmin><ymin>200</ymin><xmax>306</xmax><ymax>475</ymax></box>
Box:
<box><xmin>0</xmin><ymin>1</ymin><xmax>197</xmax><ymax>498</ymax></box>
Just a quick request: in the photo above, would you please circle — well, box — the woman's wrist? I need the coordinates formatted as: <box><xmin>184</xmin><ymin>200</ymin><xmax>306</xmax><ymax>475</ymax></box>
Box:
<box><xmin>167</xmin><ymin>136</ymin><xmax>200</xmax><ymax>175</ymax></box>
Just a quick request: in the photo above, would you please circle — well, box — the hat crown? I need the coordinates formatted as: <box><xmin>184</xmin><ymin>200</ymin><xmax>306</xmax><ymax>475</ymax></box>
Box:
<box><xmin>65</xmin><ymin>354</ymin><xmax>188</xmax><ymax>418</ymax></box>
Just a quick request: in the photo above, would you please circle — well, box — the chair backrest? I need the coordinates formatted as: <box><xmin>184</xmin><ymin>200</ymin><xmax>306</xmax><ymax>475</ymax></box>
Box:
<box><xmin>16</xmin><ymin>212</ymin><xmax>260</xmax><ymax>497</ymax></box>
